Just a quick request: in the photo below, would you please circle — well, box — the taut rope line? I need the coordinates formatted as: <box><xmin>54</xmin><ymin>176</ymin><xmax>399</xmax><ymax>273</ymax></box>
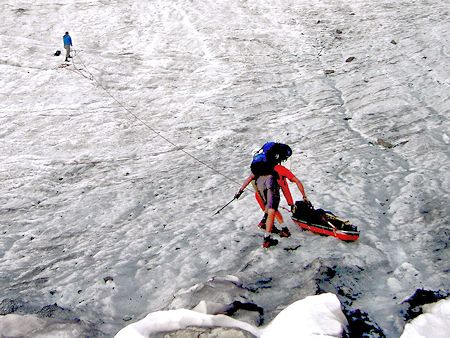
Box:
<box><xmin>72</xmin><ymin>50</ymin><xmax>242</xmax><ymax>187</ymax></box>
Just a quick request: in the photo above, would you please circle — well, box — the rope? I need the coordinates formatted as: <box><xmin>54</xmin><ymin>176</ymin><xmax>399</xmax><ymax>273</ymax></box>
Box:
<box><xmin>71</xmin><ymin>49</ymin><xmax>242</xmax><ymax>187</ymax></box>
<box><xmin>68</xmin><ymin>50</ymin><xmax>93</xmax><ymax>80</ymax></box>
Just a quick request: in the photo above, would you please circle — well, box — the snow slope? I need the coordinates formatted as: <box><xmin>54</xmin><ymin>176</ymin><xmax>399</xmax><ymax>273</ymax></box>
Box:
<box><xmin>0</xmin><ymin>0</ymin><xmax>449</xmax><ymax>337</ymax></box>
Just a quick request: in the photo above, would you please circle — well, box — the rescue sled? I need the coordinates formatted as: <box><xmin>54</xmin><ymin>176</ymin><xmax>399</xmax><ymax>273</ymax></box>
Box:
<box><xmin>291</xmin><ymin>200</ymin><xmax>359</xmax><ymax>242</ymax></box>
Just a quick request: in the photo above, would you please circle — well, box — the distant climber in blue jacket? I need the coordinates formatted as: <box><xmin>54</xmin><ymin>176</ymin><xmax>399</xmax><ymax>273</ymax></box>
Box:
<box><xmin>63</xmin><ymin>32</ymin><xmax>72</xmax><ymax>62</ymax></box>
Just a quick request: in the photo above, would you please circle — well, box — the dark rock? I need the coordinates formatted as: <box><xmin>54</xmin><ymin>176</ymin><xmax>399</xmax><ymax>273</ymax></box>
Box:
<box><xmin>342</xmin><ymin>308</ymin><xmax>386</xmax><ymax>338</ymax></box>
<box><xmin>345</xmin><ymin>56</ymin><xmax>356</xmax><ymax>62</ymax></box>
<box><xmin>400</xmin><ymin>288</ymin><xmax>450</xmax><ymax>321</ymax></box>
<box><xmin>324</xmin><ymin>69</ymin><xmax>335</xmax><ymax>75</ymax></box>
<box><xmin>223</xmin><ymin>301</ymin><xmax>264</xmax><ymax>326</ymax></box>
<box><xmin>284</xmin><ymin>244</ymin><xmax>301</xmax><ymax>251</ymax></box>
<box><xmin>104</xmin><ymin>276</ymin><xmax>114</xmax><ymax>283</ymax></box>
<box><xmin>244</xmin><ymin>278</ymin><xmax>272</xmax><ymax>292</ymax></box>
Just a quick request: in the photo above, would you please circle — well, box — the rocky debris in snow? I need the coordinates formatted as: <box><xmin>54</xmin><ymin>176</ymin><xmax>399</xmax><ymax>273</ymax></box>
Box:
<box><xmin>169</xmin><ymin>277</ymin><xmax>265</xmax><ymax>326</ymax></box>
<box><xmin>14</xmin><ymin>8</ymin><xmax>27</xmax><ymax>14</ymax></box>
<box><xmin>345</xmin><ymin>56</ymin><xmax>356</xmax><ymax>62</ymax></box>
<box><xmin>152</xmin><ymin>327</ymin><xmax>257</xmax><ymax>337</ymax></box>
<box><xmin>1</xmin><ymin>299</ymin><xmax>78</xmax><ymax>322</ymax></box>
<box><xmin>123</xmin><ymin>315</ymin><xmax>133</xmax><ymax>322</ymax></box>
<box><xmin>0</xmin><ymin>299</ymin><xmax>102</xmax><ymax>336</ymax></box>
<box><xmin>37</xmin><ymin>303</ymin><xmax>79</xmax><ymax>322</ymax></box>
<box><xmin>376</xmin><ymin>138</ymin><xmax>395</xmax><ymax>149</ymax></box>
<box><xmin>0</xmin><ymin>299</ymin><xmax>26</xmax><ymax>315</ymax></box>
<box><xmin>303</xmin><ymin>258</ymin><xmax>386</xmax><ymax>336</ymax></box>
<box><xmin>310</xmin><ymin>259</ymin><xmax>363</xmax><ymax>306</ymax></box>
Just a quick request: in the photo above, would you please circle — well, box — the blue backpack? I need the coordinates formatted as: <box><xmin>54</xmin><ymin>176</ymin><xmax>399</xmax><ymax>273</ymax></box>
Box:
<box><xmin>250</xmin><ymin>142</ymin><xmax>292</xmax><ymax>176</ymax></box>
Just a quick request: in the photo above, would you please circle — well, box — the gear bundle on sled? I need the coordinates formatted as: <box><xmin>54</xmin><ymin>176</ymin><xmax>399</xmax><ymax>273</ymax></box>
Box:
<box><xmin>292</xmin><ymin>201</ymin><xmax>360</xmax><ymax>241</ymax></box>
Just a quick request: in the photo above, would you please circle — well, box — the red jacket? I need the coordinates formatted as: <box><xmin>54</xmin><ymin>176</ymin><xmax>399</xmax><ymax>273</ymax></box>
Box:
<box><xmin>274</xmin><ymin>165</ymin><xmax>295</xmax><ymax>206</ymax></box>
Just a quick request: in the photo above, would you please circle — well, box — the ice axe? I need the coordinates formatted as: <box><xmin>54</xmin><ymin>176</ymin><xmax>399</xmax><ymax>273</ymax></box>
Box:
<box><xmin>213</xmin><ymin>190</ymin><xmax>244</xmax><ymax>215</ymax></box>
<box><xmin>213</xmin><ymin>197</ymin><xmax>236</xmax><ymax>215</ymax></box>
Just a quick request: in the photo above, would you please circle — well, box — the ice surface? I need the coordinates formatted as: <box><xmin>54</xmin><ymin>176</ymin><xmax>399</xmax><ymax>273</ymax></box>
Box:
<box><xmin>0</xmin><ymin>0</ymin><xmax>449</xmax><ymax>337</ymax></box>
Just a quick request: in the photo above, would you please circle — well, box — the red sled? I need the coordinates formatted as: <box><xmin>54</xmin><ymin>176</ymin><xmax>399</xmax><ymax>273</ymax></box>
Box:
<box><xmin>291</xmin><ymin>201</ymin><xmax>360</xmax><ymax>242</ymax></box>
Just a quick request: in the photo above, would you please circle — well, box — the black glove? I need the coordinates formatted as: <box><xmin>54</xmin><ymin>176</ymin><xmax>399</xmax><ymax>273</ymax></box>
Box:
<box><xmin>234</xmin><ymin>190</ymin><xmax>243</xmax><ymax>200</ymax></box>
<box><xmin>305</xmin><ymin>199</ymin><xmax>313</xmax><ymax>208</ymax></box>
